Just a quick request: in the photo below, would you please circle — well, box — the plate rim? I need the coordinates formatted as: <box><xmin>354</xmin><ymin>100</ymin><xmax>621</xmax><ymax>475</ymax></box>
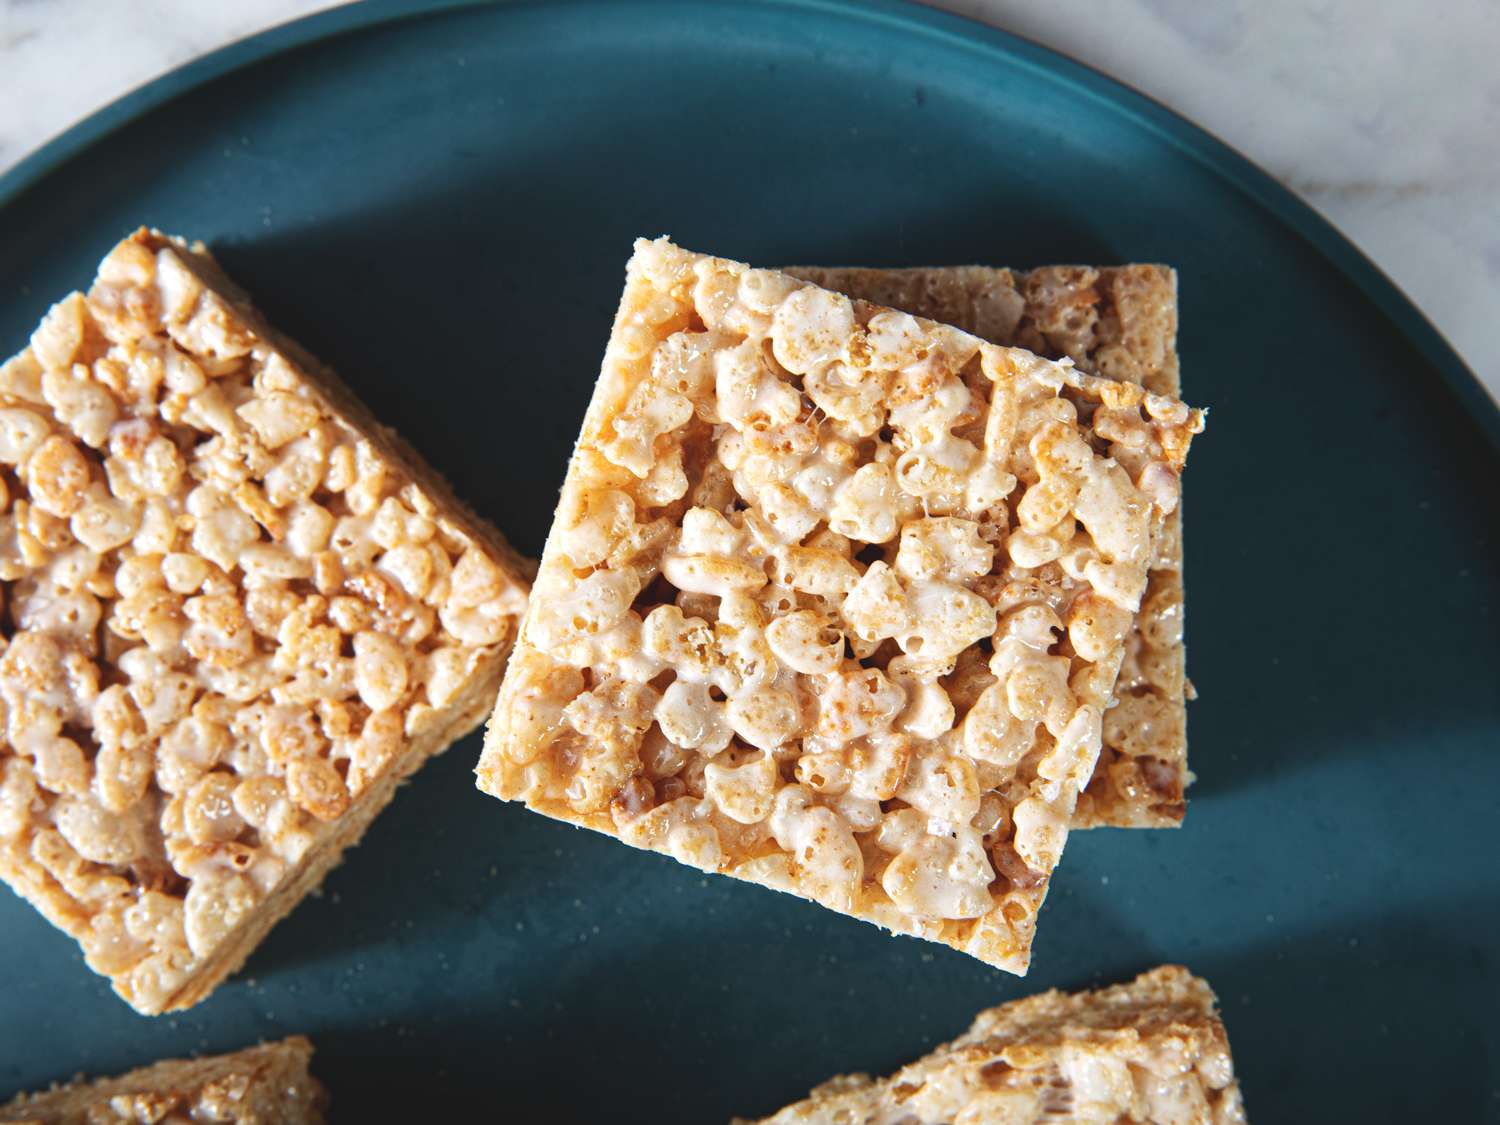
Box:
<box><xmin>1</xmin><ymin>0</ymin><xmax>1496</xmax><ymax>449</ymax></box>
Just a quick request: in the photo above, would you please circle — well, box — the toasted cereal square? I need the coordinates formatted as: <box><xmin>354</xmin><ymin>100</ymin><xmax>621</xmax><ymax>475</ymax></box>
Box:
<box><xmin>789</xmin><ymin>264</ymin><xmax>1189</xmax><ymax>828</ymax></box>
<box><xmin>736</xmin><ymin>965</ymin><xmax>1246</xmax><ymax>1124</ymax></box>
<box><xmin>0</xmin><ymin>229</ymin><xmax>530</xmax><ymax>1013</ymax></box>
<box><xmin>0</xmin><ymin>1035</ymin><xmax>327</xmax><ymax>1123</ymax></box>
<box><xmin>477</xmin><ymin>239</ymin><xmax>1202</xmax><ymax>972</ymax></box>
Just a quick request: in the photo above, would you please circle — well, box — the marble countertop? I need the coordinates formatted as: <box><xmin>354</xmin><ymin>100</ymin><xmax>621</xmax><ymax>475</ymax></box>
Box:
<box><xmin>3</xmin><ymin>0</ymin><xmax>1495</xmax><ymax>401</ymax></box>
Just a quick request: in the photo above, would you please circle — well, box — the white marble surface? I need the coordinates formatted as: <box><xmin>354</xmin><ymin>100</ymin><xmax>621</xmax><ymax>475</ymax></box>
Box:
<box><xmin>2</xmin><ymin>0</ymin><xmax>1495</xmax><ymax>401</ymax></box>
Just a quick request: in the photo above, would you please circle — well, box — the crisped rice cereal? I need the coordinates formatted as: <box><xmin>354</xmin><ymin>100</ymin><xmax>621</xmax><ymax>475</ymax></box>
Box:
<box><xmin>0</xmin><ymin>229</ymin><xmax>530</xmax><ymax>1013</ymax></box>
<box><xmin>737</xmin><ymin>966</ymin><xmax>1245</xmax><ymax>1124</ymax></box>
<box><xmin>0</xmin><ymin>1035</ymin><xmax>326</xmax><ymax>1124</ymax></box>
<box><xmin>478</xmin><ymin>239</ymin><xmax>1203</xmax><ymax>972</ymax></box>
<box><xmin>791</xmin><ymin>263</ymin><xmax>1189</xmax><ymax>828</ymax></box>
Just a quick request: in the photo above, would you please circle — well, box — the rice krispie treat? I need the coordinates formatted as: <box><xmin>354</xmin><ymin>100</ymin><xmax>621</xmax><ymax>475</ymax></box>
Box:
<box><xmin>0</xmin><ymin>1035</ymin><xmax>327</xmax><ymax>1124</ymax></box>
<box><xmin>0</xmin><ymin>229</ymin><xmax>530</xmax><ymax>1013</ymax></box>
<box><xmin>738</xmin><ymin>966</ymin><xmax>1245</xmax><ymax>1124</ymax></box>
<box><xmin>478</xmin><ymin>239</ymin><xmax>1203</xmax><ymax>972</ymax></box>
<box><xmin>790</xmin><ymin>264</ymin><xmax>1188</xmax><ymax>828</ymax></box>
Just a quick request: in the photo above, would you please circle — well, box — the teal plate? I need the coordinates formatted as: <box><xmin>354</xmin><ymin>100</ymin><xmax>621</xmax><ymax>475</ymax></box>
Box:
<box><xmin>1</xmin><ymin>2</ymin><xmax>1497</xmax><ymax>1120</ymax></box>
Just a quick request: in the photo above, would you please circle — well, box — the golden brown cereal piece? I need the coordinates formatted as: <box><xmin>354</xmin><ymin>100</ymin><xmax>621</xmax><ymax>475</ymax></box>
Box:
<box><xmin>791</xmin><ymin>263</ymin><xmax>1188</xmax><ymax>828</ymax></box>
<box><xmin>0</xmin><ymin>229</ymin><xmax>531</xmax><ymax>1013</ymax></box>
<box><xmin>737</xmin><ymin>966</ymin><xmax>1246</xmax><ymax>1124</ymax></box>
<box><xmin>0</xmin><ymin>1035</ymin><xmax>327</xmax><ymax>1124</ymax></box>
<box><xmin>478</xmin><ymin>239</ymin><xmax>1203</xmax><ymax>973</ymax></box>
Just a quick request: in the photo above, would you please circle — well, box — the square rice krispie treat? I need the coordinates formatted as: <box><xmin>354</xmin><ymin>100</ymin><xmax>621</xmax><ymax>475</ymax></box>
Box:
<box><xmin>738</xmin><ymin>965</ymin><xmax>1246</xmax><ymax>1124</ymax></box>
<box><xmin>0</xmin><ymin>229</ymin><xmax>530</xmax><ymax>1013</ymax></box>
<box><xmin>790</xmin><ymin>264</ymin><xmax>1189</xmax><ymax>828</ymax></box>
<box><xmin>0</xmin><ymin>1035</ymin><xmax>326</xmax><ymax>1124</ymax></box>
<box><xmin>478</xmin><ymin>239</ymin><xmax>1202</xmax><ymax>972</ymax></box>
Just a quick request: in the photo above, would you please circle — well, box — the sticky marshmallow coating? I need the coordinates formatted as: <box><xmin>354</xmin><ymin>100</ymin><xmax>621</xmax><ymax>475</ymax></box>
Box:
<box><xmin>0</xmin><ymin>230</ymin><xmax>529</xmax><ymax>1013</ymax></box>
<box><xmin>479</xmin><ymin>239</ymin><xmax>1201</xmax><ymax>972</ymax></box>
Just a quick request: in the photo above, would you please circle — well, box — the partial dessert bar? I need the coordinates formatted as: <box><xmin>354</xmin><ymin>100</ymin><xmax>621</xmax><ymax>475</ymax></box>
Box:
<box><xmin>791</xmin><ymin>264</ymin><xmax>1189</xmax><ymax>828</ymax></box>
<box><xmin>478</xmin><ymin>238</ymin><xmax>1202</xmax><ymax>972</ymax></box>
<box><xmin>0</xmin><ymin>1035</ymin><xmax>327</xmax><ymax>1124</ymax></box>
<box><xmin>0</xmin><ymin>229</ymin><xmax>530</xmax><ymax>1013</ymax></box>
<box><xmin>738</xmin><ymin>965</ymin><xmax>1246</xmax><ymax>1124</ymax></box>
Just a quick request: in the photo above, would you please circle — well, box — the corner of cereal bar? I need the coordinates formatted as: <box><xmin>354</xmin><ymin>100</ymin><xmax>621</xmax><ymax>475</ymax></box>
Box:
<box><xmin>736</xmin><ymin>965</ymin><xmax>1246</xmax><ymax>1124</ymax></box>
<box><xmin>0</xmin><ymin>1035</ymin><xmax>327</xmax><ymax>1123</ymax></box>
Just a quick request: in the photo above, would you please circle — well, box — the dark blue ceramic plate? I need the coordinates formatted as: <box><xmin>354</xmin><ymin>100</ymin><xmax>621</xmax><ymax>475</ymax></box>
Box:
<box><xmin>1</xmin><ymin>2</ymin><xmax>1496</xmax><ymax>1120</ymax></box>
